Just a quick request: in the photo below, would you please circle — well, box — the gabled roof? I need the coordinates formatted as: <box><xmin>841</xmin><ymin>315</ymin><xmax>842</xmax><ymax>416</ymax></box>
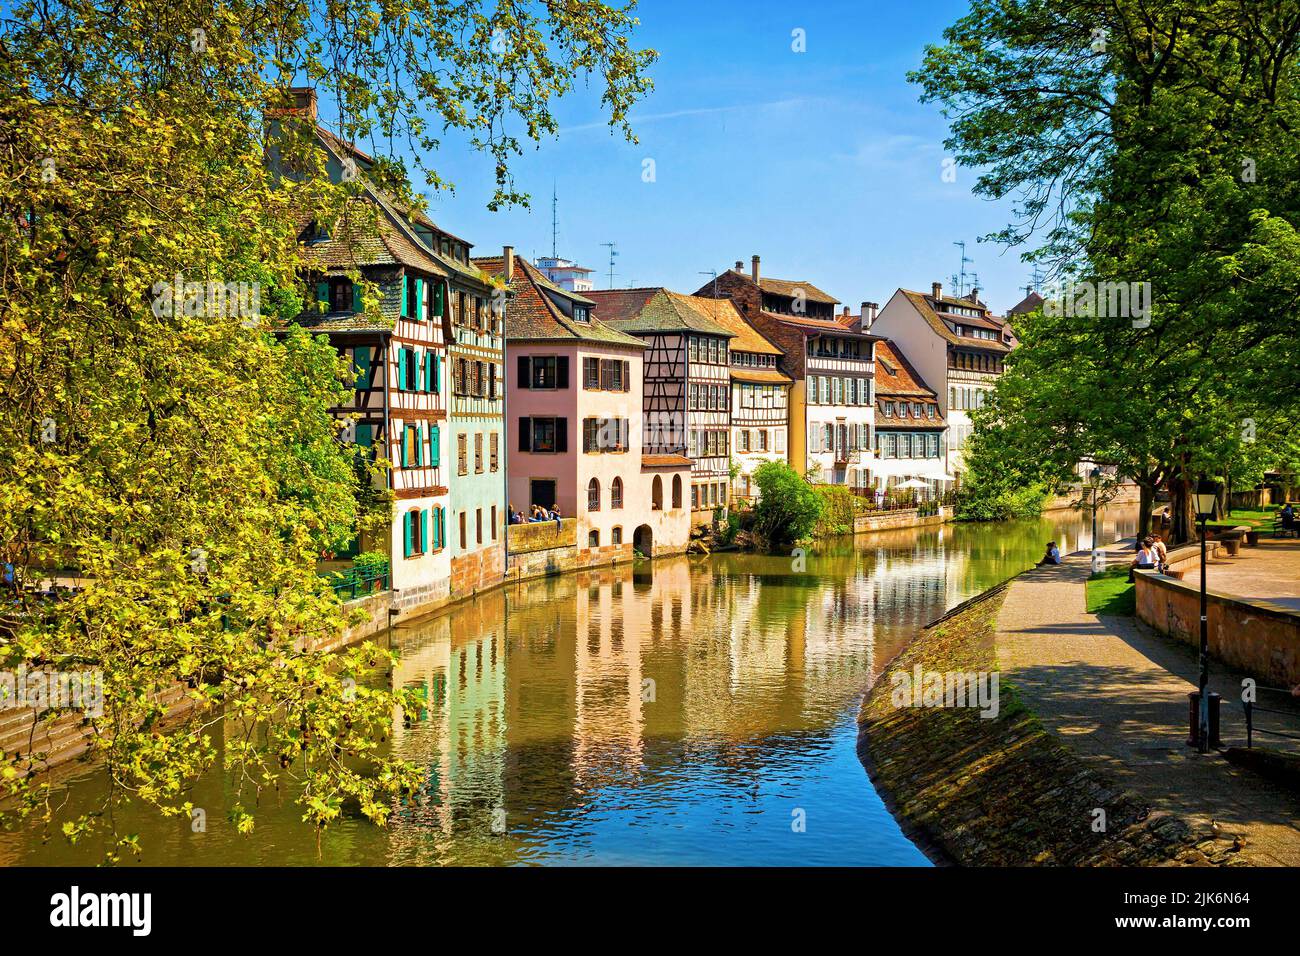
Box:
<box><xmin>305</xmin><ymin>126</ymin><xmax>490</xmax><ymax>287</ymax></box>
<box><xmin>758</xmin><ymin>276</ymin><xmax>838</xmax><ymax>305</ymax></box>
<box><xmin>1008</xmin><ymin>290</ymin><xmax>1044</xmax><ymax>315</ymax></box>
<box><xmin>760</xmin><ymin>310</ymin><xmax>880</xmax><ymax>340</ymax></box>
<box><xmin>670</xmin><ymin>294</ymin><xmax>781</xmax><ymax>355</ymax></box>
<box><xmin>897</xmin><ymin>288</ymin><xmax>1012</xmax><ymax>352</ymax></box>
<box><xmin>874</xmin><ymin>339</ymin><xmax>937</xmax><ymax>398</ymax></box>
<box><xmin>474</xmin><ymin>255</ymin><xmax>644</xmax><ymax>348</ymax></box>
<box><xmin>588</xmin><ymin>288</ymin><xmax>734</xmax><ymax>337</ymax></box>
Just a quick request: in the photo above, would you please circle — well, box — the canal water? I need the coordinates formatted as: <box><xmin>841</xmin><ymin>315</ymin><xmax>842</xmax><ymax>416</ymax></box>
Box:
<box><xmin>0</xmin><ymin>507</ymin><xmax>1136</xmax><ymax>866</ymax></box>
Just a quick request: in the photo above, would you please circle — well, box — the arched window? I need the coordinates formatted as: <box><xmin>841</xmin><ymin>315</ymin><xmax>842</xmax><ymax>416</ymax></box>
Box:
<box><xmin>652</xmin><ymin>475</ymin><xmax>663</xmax><ymax>510</ymax></box>
<box><xmin>611</xmin><ymin>477</ymin><xmax>624</xmax><ymax>509</ymax></box>
<box><xmin>588</xmin><ymin>529</ymin><xmax>600</xmax><ymax>548</ymax></box>
<box><xmin>671</xmin><ymin>474</ymin><xmax>683</xmax><ymax>509</ymax></box>
<box><xmin>587</xmin><ymin>477</ymin><xmax>600</xmax><ymax>511</ymax></box>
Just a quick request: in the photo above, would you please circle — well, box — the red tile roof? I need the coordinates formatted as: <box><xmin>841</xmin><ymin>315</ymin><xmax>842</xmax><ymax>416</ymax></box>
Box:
<box><xmin>874</xmin><ymin>339</ymin><xmax>936</xmax><ymax>398</ymax></box>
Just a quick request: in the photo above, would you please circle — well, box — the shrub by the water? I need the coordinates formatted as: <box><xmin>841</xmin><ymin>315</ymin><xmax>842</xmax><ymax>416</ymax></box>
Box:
<box><xmin>752</xmin><ymin>461</ymin><xmax>825</xmax><ymax>549</ymax></box>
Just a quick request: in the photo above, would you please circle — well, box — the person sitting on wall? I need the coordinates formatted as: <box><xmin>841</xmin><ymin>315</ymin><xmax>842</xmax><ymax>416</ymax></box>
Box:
<box><xmin>550</xmin><ymin>504</ymin><xmax>563</xmax><ymax>528</ymax></box>
<box><xmin>1150</xmin><ymin>532</ymin><xmax>1169</xmax><ymax>572</ymax></box>
<box><xmin>1128</xmin><ymin>537</ymin><xmax>1157</xmax><ymax>582</ymax></box>
<box><xmin>1037</xmin><ymin>542</ymin><xmax>1061</xmax><ymax>566</ymax></box>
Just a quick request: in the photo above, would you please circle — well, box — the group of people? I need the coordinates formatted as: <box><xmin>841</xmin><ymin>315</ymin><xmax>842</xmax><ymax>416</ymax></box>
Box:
<box><xmin>1281</xmin><ymin>502</ymin><xmax>1296</xmax><ymax>536</ymax></box>
<box><xmin>1128</xmin><ymin>533</ymin><xmax>1168</xmax><ymax>581</ymax></box>
<box><xmin>509</xmin><ymin>504</ymin><xmax>563</xmax><ymax>527</ymax></box>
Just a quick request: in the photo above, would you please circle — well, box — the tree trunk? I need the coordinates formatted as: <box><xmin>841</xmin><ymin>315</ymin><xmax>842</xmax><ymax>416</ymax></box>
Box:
<box><xmin>1136</xmin><ymin>480</ymin><xmax>1154</xmax><ymax>540</ymax></box>
<box><xmin>1169</xmin><ymin>474</ymin><xmax>1196</xmax><ymax>545</ymax></box>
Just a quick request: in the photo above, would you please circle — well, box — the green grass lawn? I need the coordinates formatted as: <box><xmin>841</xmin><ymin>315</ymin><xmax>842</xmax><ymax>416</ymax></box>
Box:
<box><xmin>1208</xmin><ymin>504</ymin><xmax>1279</xmax><ymax>529</ymax></box>
<box><xmin>1086</xmin><ymin>566</ymin><xmax>1136</xmax><ymax>616</ymax></box>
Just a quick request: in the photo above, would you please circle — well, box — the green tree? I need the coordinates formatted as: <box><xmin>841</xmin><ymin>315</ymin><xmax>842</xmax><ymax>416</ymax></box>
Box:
<box><xmin>0</xmin><ymin>0</ymin><xmax>654</xmax><ymax>859</ymax></box>
<box><xmin>913</xmin><ymin>0</ymin><xmax>1300</xmax><ymax>542</ymax></box>
<box><xmin>752</xmin><ymin>461</ymin><xmax>825</xmax><ymax>550</ymax></box>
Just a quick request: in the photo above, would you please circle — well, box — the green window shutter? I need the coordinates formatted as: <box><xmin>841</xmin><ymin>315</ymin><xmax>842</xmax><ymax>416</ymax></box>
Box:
<box><xmin>397</xmin><ymin>349</ymin><xmax>408</xmax><ymax>391</ymax></box>
<box><xmin>436</xmin><ymin>508</ymin><xmax>444</xmax><ymax>548</ymax></box>
<box><xmin>403</xmin><ymin>512</ymin><xmax>412</xmax><ymax>557</ymax></box>
<box><xmin>434</xmin><ymin>282</ymin><xmax>445</xmax><ymax>317</ymax></box>
<box><xmin>431</xmin><ymin>424</ymin><xmax>440</xmax><ymax>464</ymax></box>
<box><xmin>414</xmin><ymin>278</ymin><xmax>424</xmax><ymax>320</ymax></box>
<box><xmin>433</xmin><ymin>353</ymin><xmax>441</xmax><ymax>393</ymax></box>
<box><xmin>419</xmin><ymin>509</ymin><xmax>428</xmax><ymax>553</ymax></box>
<box><xmin>354</xmin><ymin>347</ymin><xmax>370</xmax><ymax>390</ymax></box>
<box><xmin>356</xmin><ymin>423</ymin><xmax>372</xmax><ymax>447</ymax></box>
<box><xmin>400</xmin><ymin>426</ymin><xmax>409</xmax><ymax>467</ymax></box>
<box><xmin>316</xmin><ymin>281</ymin><xmax>329</xmax><ymax>310</ymax></box>
<box><xmin>400</xmin><ymin>277</ymin><xmax>408</xmax><ymax>317</ymax></box>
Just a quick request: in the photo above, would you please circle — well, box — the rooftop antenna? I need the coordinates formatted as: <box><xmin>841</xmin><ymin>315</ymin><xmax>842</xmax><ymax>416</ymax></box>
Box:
<box><xmin>699</xmin><ymin>270</ymin><xmax>718</xmax><ymax>300</ymax></box>
<box><xmin>1024</xmin><ymin>264</ymin><xmax>1044</xmax><ymax>297</ymax></box>
<box><xmin>953</xmin><ymin>240</ymin><xmax>973</xmax><ymax>297</ymax></box>
<box><xmin>550</xmin><ymin>182</ymin><xmax>558</xmax><ymax>259</ymax></box>
<box><xmin>600</xmin><ymin>241</ymin><xmax>619</xmax><ymax>289</ymax></box>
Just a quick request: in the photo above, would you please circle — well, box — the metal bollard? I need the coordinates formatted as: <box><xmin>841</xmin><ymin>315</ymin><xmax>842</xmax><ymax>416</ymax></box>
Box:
<box><xmin>1187</xmin><ymin>691</ymin><xmax>1222</xmax><ymax>748</ymax></box>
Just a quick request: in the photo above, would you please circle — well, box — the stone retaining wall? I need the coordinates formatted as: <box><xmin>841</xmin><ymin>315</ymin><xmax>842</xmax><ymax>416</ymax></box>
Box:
<box><xmin>852</xmin><ymin>507</ymin><xmax>950</xmax><ymax>535</ymax></box>
<box><xmin>1135</xmin><ymin>553</ymin><xmax>1300</xmax><ymax>688</ymax></box>
<box><xmin>857</xmin><ymin>583</ymin><xmax>1239</xmax><ymax>866</ymax></box>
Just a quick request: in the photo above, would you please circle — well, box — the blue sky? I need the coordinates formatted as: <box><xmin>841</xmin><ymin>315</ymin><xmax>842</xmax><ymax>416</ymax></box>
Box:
<box><xmin>415</xmin><ymin>0</ymin><xmax>1035</xmax><ymax>314</ymax></box>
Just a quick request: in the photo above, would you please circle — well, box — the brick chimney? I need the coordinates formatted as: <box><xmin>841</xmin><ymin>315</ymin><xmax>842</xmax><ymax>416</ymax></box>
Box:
<box><xmin>503</xmin><ymin>245</ymin><xmax>514</xmax><ymax>282</ymax></box>
<box><xmin>751</xmin><ymin>255</ymin><xmax>761</xmax><ymax>284</ymax></box>
<box><xmin>288</xmin><ymin>86</ymin><xmax>318</xmax><ymax>120</ymax></box>
<box><xmin>931</xmin><ymin>281</ymin><xmax>943</xmax><ymax>301</ymax></box>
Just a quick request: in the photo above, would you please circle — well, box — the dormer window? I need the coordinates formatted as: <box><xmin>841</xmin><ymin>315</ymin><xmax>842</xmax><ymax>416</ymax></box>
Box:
<box><xmin>573</xmin><ymin>305</ymin><xmax>589</xmax><ymax>323</ymax></box>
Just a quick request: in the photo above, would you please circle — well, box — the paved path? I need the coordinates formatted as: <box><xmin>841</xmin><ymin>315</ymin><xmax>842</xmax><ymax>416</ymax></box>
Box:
<box><xmin>1207</xmin><ymin>538</ymin><xmax>1300</xmax><ymax>612</ymax></box>
<box><xmin>996</xmin><ymin>542</ymin><xmax>1300</xmax><ymax>866</ymax></box>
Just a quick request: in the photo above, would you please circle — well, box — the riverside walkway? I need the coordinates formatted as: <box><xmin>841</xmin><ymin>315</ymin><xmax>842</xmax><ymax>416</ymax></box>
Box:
<box><xmin>995</xmin><ymin>542</ymin><xmax>1300</xmax><ymax>866</ymax></box>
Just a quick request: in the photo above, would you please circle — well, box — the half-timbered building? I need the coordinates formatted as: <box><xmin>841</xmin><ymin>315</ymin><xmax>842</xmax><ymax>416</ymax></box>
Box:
<box><xmin>588</xmin><ymin>288</ymin><xmax>736</xmax><ymax>524</ymax></box>
<box><xmin>682</xmin><ymin>296</ymin><xmax>791</xmax><ymax>505</ymax></box>
<box><xmin>694</xmin><ymin>257</ymin><xmax>877</xmax><ymax>491</ymax></box>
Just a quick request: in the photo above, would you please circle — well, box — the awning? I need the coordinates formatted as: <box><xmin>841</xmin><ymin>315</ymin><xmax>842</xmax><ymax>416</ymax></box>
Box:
<box><xmin>861</xmin><ymin>458</ymin><xmax>955</xmax><ymax>482</ymax></box>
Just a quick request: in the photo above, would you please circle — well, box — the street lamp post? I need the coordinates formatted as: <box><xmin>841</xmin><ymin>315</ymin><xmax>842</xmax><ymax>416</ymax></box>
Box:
<box><xmin>1193</xmin><ymin>486</ymin><xmax>1218</xmax><ymax>753</ymax></box>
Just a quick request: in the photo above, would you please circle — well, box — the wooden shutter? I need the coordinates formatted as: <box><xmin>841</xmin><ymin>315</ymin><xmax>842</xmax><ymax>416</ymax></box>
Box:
<box><xmin>419</xmin><ymin>509</ymin><xmax>428</xmax><ymax>553</ymax></box>
<box><xmin>397</xmin><ymin>349</ymin><xmax>408</xmax><ymax>391</ymax></box>
<box><xmin>316</xmin><ymin>280</ymin><xmax>329</xmax><ymax>309</ymax></box>
<box><xmin>356</xmin><ymin>423</ymin><xmax>372</xmax><ymax>447</ymax></box>
<box><xmin>403</xmin><ymin>512</ymin><xmax>412</xmax><ymax>557</ymax></box>
<box><xmin>414</xmin><ymin>278</ymin><xmax>424</xmax><ymax>320</ymax></box>
<box><xmin>556</xmin><ymin>356</ymin><xmax>569</xmax><ymax>389</ymax></box>
<box><xmin>517</xmin><ymin>355</ymin><xmax>530</xmax><ymax>389</ymax></box>
<box><xmin>400</xmin><ymin>425</ymin><xmax>410</xmax><ymax>466</ymax></box>
<box><xmin>622</xmin><ymin>360</ymin><xmax>630</xmax><ymax>391</ymax></box>
<box><xmin>432</xmin><ymin>353</ymin><xmax>441</xmax><ymax>393</ymax></box>
<box><xmin>555</xmin><ymin>417</ymin><xmax>568</xmax><ymax>452</ymax></box>
<box><xmin>354</xmin><ymin>347</ymin><xmax>370</xmax><ymax>389</ymax></box>
<box><xmin>430</xmin><ymin>425</ymin><xmax>440</xmax><ymax>464</ymax></box>
<box><xmin>518</xmin><ymin>417</ymin><xmax>531</xmax><ymax>452</ymax></box>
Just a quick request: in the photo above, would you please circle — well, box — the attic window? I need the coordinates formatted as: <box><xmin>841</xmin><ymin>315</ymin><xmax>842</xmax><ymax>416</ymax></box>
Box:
<box><xmin>879</xmin><ymin>358</ymin><xmax>896</xmax><ymax>375</ymax></box>
<box><xmin>573</xmin><ymin>306</ymin><xmax>589</xmax><ymax>323</ymax></box>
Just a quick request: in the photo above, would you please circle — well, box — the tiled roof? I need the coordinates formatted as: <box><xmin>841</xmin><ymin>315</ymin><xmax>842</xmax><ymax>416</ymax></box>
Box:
<box><xmin>475</xmin><ymin>255</ymin><xmax>644</xmax><ymax>348</ymax></box>
<box><xmin>670</xmin><ymin>294</ymin><xmax>780</xmax><ymax>354</ymax></box>
<box><xmin>288</xmin><ymin>311</ymin><xmax>392</xmax><ymax>334</ymax></box>
<box><xmin>1008</xmin><ymin>291</ymin><xmax>1044</xmax><ymax>315</ymax></box>
<box><xmin>641</xmin><ymin>454</ymin><xmax>692</xmax><ymax>469</ymax></box>
<box><xmin>588</xmin><ymin>288</ymin><xmax>734</xmax><ymax>337</ymax></box>
<box><xmin>874</xmin><ymin>339</ymin><xmax>936</xmax><ymax>398</ymax></box>
<box><xmin>758</xmin><ymin>276</ymin><xmax>838</xmax><ymax>305</ymax></box>
<box><xmin>730</xmin><ymin>367</ymin><xmax>792</xmax><ymax>385</ymax></box>
<box><xmin>760</xmin><ymin>310</ymin><xmax>879</xmax><ymax>339</ymax></box>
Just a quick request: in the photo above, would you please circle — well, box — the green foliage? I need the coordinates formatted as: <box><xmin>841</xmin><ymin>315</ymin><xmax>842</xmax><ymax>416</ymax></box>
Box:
<box><xmin>0</xmin><ymin>0</ymin><xmax>654</xmax><ymax>859</ymax></box>
<box><xmin>914</xmin><ymin>0</ymin><xmax>1300</xmax><ymax>543</ymax></box>
<box><xmin>752</xmin><ymin>461</ymin><xmax>825</xmax><ymax>550</ymax></box>
<box><xmin>812</xmin><ymin>484</ymin><xmax>857</xmax><ymax>536</ymax></box>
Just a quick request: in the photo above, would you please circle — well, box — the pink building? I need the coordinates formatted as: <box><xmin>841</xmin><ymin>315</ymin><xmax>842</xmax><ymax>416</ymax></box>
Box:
<box><xmin>475</xmin><ymin>253</ymin><xmax>691</xmax><ymax>562</ymax></box>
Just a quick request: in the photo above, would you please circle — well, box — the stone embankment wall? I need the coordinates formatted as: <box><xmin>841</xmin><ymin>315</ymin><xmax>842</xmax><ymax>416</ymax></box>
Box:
<box><xmin>857</xmin><ymin>584</ymin><xmax>1240</xmax><ymax>866</ymax></box>
<box><xmin>1136</xmin><ymin>543</ymin><xmax>1300</xmax><ymax>688</ymax></box>
<box><xmin>852</xmin><ymin>507</ymin><xmax>950</xmax><ymax>535</ymax></box>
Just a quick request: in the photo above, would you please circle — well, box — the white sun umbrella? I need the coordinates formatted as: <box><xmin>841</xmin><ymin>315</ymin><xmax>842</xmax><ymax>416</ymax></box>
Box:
<box><xmin>896</xmin><ymin>478</ymin><xmax>931</xmax><ymax>490</ymax></box>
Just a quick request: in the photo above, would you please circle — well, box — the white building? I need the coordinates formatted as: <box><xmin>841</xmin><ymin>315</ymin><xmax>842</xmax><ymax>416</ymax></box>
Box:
<box><xmin>534</xmin><ymin>256</ymin><xmax>595</xmax><ymax>293</ymax></box>
<box><xmin>868</xmin><ymin>282</ymin><xmax>1015</xmax><ymax>484</ymax></box>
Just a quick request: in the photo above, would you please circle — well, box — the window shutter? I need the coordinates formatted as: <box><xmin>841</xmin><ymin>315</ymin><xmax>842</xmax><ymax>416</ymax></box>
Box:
<box><xmin>414</xmin><ymin>278</ymin><xmax>424</xmax><ymax>320</ymax></box>
<box><xmin>433</xmin><ymin>353</ymin><xmax>441</xmax><ymax>393</ymax></box>
<box><xmin>354</xmin><ymin>347</ymin><xmax>370</xmax><ymax>389</ymax></box>
<box><xmin>316</xmin><ymin>281</ymin><xmax>329</xmax><ymax>310</ymax></box>
<box><xmin>518</xmin><ymin>417</ymin><xmax>531</xmax><ymax>452</ymax></box>
<box><xmin>356</xmin><ymin>423</ymin><xmax>373</xmax><ymax>447</ymax></box>
<box><xmin>433</xmin><ymin>281</ymin><xmax>445</xmax><ymax>317</ymax></box>
<box><xmin>398</xmin><ymin>349</ymin><xmax>408</xmax><ymax>390</ymax></box>
<box><xmin>556</xmin><ymin>417</ymin><xmax>568</xmax><ymax>452</ymax></box>
<box><xmin>622</xmin><ymin>360</ymin><xmax>630</xmax><ymax>391</ymax></box>
<box><xmin>419</xmin><ymin>509</ymin><xmax>428</xmax><ymax>553</ymax></box>
<box><xmin>401</xmin><ymin>426</ymin><xmax>411</xmax><ymax>467</ymax></box>
<box><xmin>517</xmin><ymin>355</ymin><xmax>530</xmax><ymax>389</ymax></box>
<box><xmin>430</xmin><ymin>425</ymin><xmax>440</xmax><ymax>464</ymax></box>
<box><xmin>556</xmin><ymin>356</ymin><xmax>569</xmax><ymax>389</ymax></box>
<box><xmin>400</xmin><ymin>277</ymin><xmax>409</xmax><ymax>317</ymax></box>
<box><xmin>403</xmin><ymin>512</ymin><xmax>412</xmax><ymax>557</ymax></box>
